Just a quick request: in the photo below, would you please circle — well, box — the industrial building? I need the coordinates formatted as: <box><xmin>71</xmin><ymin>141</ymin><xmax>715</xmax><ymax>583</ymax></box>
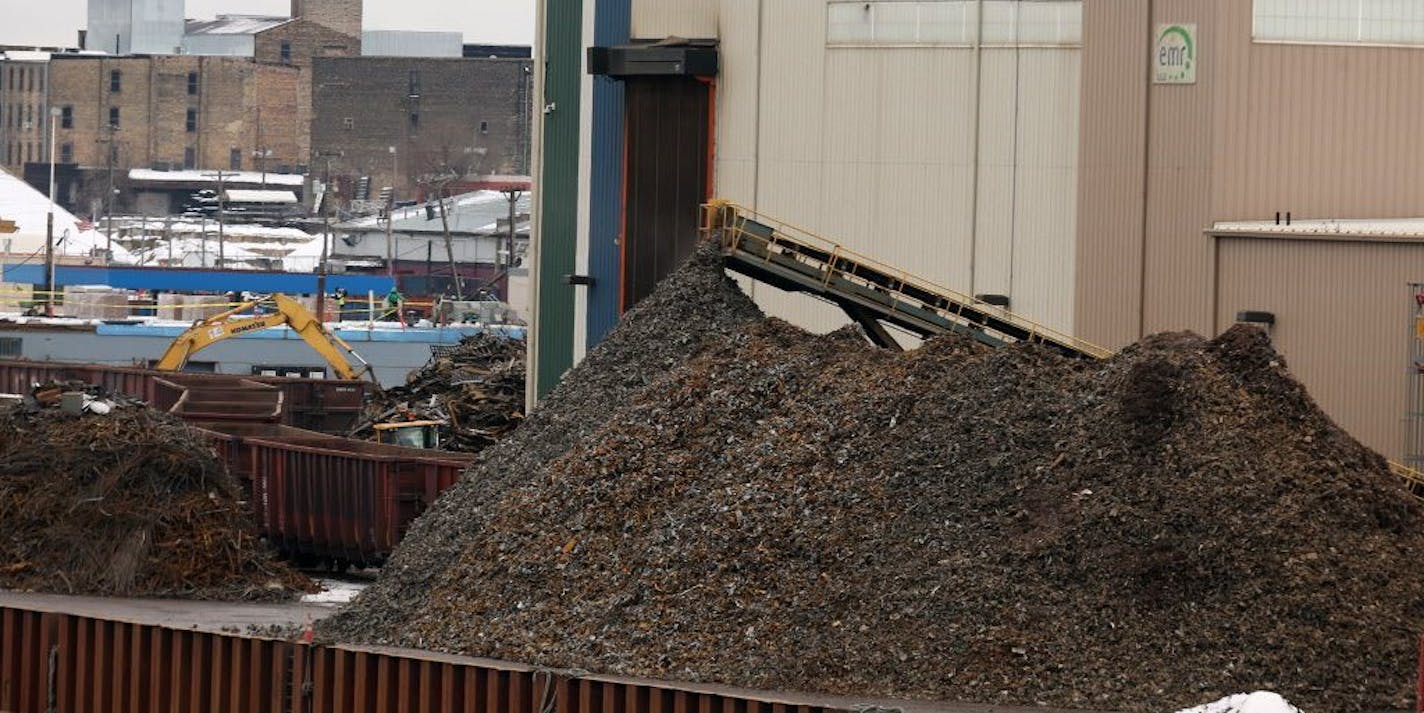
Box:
<box><xmin>528</xmin><ymin>0</ymin><xmax>1424</xmax><ymax>462</ymax></box>
<box><xmin>311</xmin><ymin>55</ymin><xmax>533</xmax><ymax>200</ymax></box>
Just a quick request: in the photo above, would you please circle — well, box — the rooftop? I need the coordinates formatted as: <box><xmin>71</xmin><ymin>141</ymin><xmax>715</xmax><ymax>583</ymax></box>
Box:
<box><xmin>184</xmin><ymin>15</ymin><xmax>291</xmax><ymax>36</ymax></box>
<box><xmin>336</xmin><ymin>190</ymin><xmax>530</xmax><ymax>235</ymax></box>
<box><xmin>0</xmin><ymin>166</ymin><xmax>126</xmax><ymax>260</ymax></box>
<box><xmin>128</xmin><ymin>169</ymin><xmax>305</xmax><ymax>188</ymax></box>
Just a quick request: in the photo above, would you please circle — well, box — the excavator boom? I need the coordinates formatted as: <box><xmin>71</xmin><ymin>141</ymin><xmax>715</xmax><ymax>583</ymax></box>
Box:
<box><xmin>153</xmin><ymin>293</ymin><xmax>374</xmax><ymax>381</ymax></box>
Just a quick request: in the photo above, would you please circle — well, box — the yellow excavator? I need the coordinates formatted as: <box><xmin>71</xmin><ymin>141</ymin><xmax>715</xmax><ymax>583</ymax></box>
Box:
<box><xmin>154</xmin><ymin>293</ymin><xmax>377</xmax><ymax>382</ymax></box>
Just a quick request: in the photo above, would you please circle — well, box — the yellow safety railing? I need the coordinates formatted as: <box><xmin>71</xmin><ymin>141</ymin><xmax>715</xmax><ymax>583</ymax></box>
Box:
<box><xmin>1388</xmin><ymin>461</ymin><xmax>1424</xmax><ymax>503</ymax></box>
<box><xmin>0</xmin><ymin>293</ymin><xmax>438</xmax><ymax>317</ymax></box>
<box><xmin>701</xmin><ymin>200</ymin><xmax>1113</xmax><ymax>359</ymax></box>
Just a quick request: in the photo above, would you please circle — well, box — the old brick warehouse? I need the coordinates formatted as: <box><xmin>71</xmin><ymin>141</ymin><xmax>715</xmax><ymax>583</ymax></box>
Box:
<box><xmin>311</xmin><ymin>56</ymin><xmax>533</xmax><ymax>200</ymax></box>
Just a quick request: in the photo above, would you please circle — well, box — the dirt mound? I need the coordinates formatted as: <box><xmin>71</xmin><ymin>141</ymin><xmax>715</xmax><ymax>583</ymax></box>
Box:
<box><xmin>0</xmin><ymin>398</ymin><xmax>312</xmax><ymax>600</ymax></box>
<box><xmin>322</xmin><ymin>249</ymin><xmax>1424</xmax><ymax>712</ymax></box>
<box><xmin>353</xmin><ymin>332</ymin><xmax>526</xmax><ymax>451</ymax></box>
<box><xmin>318</xmin><ymin>243</ymin><xmax>765</xmax><ymax>642</ymax></box>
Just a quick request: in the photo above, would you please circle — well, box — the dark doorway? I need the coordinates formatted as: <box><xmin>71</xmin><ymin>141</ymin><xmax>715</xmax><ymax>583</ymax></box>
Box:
<box><xmin>621</xmin><ymin>76</ymin><xmax>710</xmax><ymax>311</ymax></box>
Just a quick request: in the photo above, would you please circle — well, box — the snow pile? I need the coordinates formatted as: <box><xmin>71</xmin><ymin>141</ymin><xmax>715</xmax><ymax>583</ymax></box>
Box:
<box><xmin>1176</xmin><ymin>692</ymin><xmax>1301</xmax><ymax>713</ymax></box>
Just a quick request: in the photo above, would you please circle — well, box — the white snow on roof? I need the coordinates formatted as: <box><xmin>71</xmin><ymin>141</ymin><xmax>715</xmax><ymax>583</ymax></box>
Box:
<box><xmin>128</xmin><ymin>169</ymin><xmax>305</xmax><ymax>187</ymax></box>
<box><xmin>337</xmin><ymin>190</ymin><xmax>531</xmax><ymax>234</ymax></box>
<box><xmin>1</xmin><ymin>51</ymin><xmax>52</xmax><ymax>62</ymax></box>
<box><xmin>184</xmin><ymin>15</ymin><xmax>291</xmax><ymax>35</ymax></box>
<box><xmin>224</xmin><ymin>189</ymin><xmax>298</xmax><ymax>204</ymax></box>
<box><xmin>1213</xmin><ymin>217</ymin><xmax>1424</xmax><ymax>239</ymax></box>
<box><xmin>0</xmin><ymin>166</ymin><xmax>117</xmax><ymax>259</ymax></box>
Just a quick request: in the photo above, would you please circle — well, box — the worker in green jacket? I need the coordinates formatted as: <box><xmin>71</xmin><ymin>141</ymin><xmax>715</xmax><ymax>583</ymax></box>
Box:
<box><xmin>384</xmin><ymin>286</ymin><xmax>405</xmax><ymax>326</ymax></box>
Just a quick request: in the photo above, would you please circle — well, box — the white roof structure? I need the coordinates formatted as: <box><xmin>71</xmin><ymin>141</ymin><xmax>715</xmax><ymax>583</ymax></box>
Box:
<box><xmin>1212</xmin><ymin>218</ymin><xmax>1424</xmax><ymax>240</ymax></box>
<box><xmin>224</xmin><ymin>189</ymin><xmax>298</xmax><ymax>204</ymax></box>
<box><xmin>0</xmin><ymin>167</ymin><xmax>121</xmax><ymax>260</ymax></box>
<box><xmin>1</xmin><ymin>51</ymin><xmax>53</xmax><ymax>62</ymax></box>
<box><xmin>337</xmin><ymin>190</ymin><xmax>531</xmax><ymax>235</ymax></box>
<box><xmin>128</xmin><ymin>169</ymin><xmax>305</xmax><ymax>187</ymax></box>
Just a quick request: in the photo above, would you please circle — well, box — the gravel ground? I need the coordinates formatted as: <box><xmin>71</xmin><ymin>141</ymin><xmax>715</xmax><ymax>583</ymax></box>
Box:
<box><xmin>321</xmin><ymin>249</ymin><xmax>1424</xmax><ymax>712</ymax></box>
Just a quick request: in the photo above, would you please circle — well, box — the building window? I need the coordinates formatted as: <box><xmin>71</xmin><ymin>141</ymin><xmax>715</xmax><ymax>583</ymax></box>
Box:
<box><xmin>60</xmin><ymin>105</ymin><xmax>72</xmax><ymax>129</ymax></box>
<box><xmin>183</xmin><ymin>146</ymin><xmax>195</xmax><ymax>169</ymax></box>
<box><xmin>1253</xmin><ymin>0</ymin><xmax>1424</xmax><ymax>45</ymax></box>
<box><xmin>0</xmin><ymin>337</ymin><xmax>20</xmax><ymax>357</ymax></box>
<box><xmin>187</xmin><ymin>71</ymin><xmax>199</xmax><ymax>95</ymax></box>
<box><xmin>109</xmin><ymin>69</ymin><xmax>121</xmax><ymax>93</ymax></box>
<box><xmin>826</xmin><ymin>0</ymin><xmax>1082</xmax><ymax>47</ymax></box>
<box><xmin>59</xmin><ymin>142</ymin><xmax>72</xmax><ymax>163</ymax></box>
<box><xmin>230</xmin><ymin>148</ymin><xmax>241</xmax><ymax>170</ymax></box>
<box><xmin>408</xmin><ymin>70</ymin><xmax>420</xmax><ymax>97</ymax></box>
<box><xmin>280</xmin><ymin>40</ymin><xmax>292</xmax><ymax>64</ymax></box>
<box><xmin>479</xmin><ymin>120</ymin><xmax>489</xmax><ymax>134</ymax></box>
<box><xmin>185</xmin><ymin>108</ymin><xmax>197</xmax><ymax>132</ymax></box>
<box><xmin>108</xmin><ymin>106</ymin><xmax>119</xmax><ymax>129</ymax></box>
<box><xmin>408</xmin><ymin>112</ymin><xmax>419</xmax><ymax>132</ymax></box>
<box><xmin>342</xmin><ymin>116</ymin><xmax>353</xmax><ymax>129</ymax></box>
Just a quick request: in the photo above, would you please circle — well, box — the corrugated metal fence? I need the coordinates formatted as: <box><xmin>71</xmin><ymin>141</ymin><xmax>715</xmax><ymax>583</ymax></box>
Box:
<box><xmin>0</xmin><ymin>606</ymin><xmax>848</xmax><ymax>713</ymax></box>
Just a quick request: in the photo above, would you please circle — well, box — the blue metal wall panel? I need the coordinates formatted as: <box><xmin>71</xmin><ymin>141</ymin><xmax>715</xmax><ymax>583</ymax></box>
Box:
<box><xmin>585</xmin><ymin>0</ymin><xmax>631</xmax><ymax>349</ymax></box>
<box><xmin>1</xmin><ymin>264</ymin><xmax>393</xmax><ymax>294</ymax></box>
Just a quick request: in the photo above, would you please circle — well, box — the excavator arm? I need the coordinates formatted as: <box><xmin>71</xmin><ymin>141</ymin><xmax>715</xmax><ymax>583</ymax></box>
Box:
<box><xmin>153</xmin><ymin>294</ymin><xmax>375</xmax><ymax>381</ymax></box>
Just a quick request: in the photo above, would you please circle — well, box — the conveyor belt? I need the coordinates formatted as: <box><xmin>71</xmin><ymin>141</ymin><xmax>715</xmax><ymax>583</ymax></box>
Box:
<box><xmin>701</xmin><ymin>201</ymin><xmax>1110</xmax><ymax>358</ymax></box>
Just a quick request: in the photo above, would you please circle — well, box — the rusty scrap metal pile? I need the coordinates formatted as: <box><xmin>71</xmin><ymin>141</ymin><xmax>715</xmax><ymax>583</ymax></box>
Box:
<box><xmin>322</xmin><ymin>246</ymin><xmax>1424</xmax><ymax>712</ymax></box>
<box><xmin>353</xmin><ymin>333</ymin><xmax>526</xmax><ymax>452</ymax></box>
<box><xmin>0</xmin><ymin>383</ymin><xmax>312</xmax><ymax>600</ymax></box>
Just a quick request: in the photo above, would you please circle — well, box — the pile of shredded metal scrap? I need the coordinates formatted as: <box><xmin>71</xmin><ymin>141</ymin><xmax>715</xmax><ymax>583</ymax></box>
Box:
<box><xmin>351</xmin><ymin>333</ymin><xmax>526</xmax><ymax>452</ymax></box>
<box><xmin>0</xmin><ymin>384</ymin><xmax>312</xmax><ymax>600</ymax></box>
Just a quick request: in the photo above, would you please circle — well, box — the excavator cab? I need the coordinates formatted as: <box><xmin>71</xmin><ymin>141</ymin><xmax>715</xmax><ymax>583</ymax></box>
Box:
<box><xmin>372</xmin><ymin>420</ymin><xmax>444</xmax><ymax>449</ymax></box>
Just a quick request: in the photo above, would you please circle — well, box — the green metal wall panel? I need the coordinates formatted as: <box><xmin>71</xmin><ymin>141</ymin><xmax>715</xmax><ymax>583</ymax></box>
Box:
<box><xmin>534</xmin><ymin>0</ymin><xmax>584</xmax><ymax>398</ymax></box>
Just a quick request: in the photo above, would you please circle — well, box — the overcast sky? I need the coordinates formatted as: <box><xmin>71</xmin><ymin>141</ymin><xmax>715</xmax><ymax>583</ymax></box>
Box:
<box><xmin>0</xmin><ymin>0</ymin><xmax>535</xmax><ymax>47</ymax></box>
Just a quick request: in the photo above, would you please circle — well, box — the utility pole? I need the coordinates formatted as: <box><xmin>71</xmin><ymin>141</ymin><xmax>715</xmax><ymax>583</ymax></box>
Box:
<box><xmin>43</xmin><ymin>107</ymin><xmax>59</xmax><ymax>316</ymax></box>
<box><xmin>433</xmin><ymin>176</ymin><xmax>463</xmax><ymax>298</ymax></box>
<box><xmin>103</xmin><ymin>124</ymin><xmax>115</xmax><ymax>257</ymax></box>
<box><xmin>206</xmin><ymin>170</ymin><xmax>231</xmax><ymax>266</ymax></box>
<box><xmin>256</xmin><ymin>104</ymin><xmax>266</xmax><ymax>189</ymax></box>
<box><xmin>386</xmin><ymin>145</ymin><xmax>396</xmax><ymax>276</ymax></box>
<box><xmin>313</xmin><ymin>151</ymin><xmax>342</xmax><ymax>321</ymax></box>
<box><xmin>502</xmin><ymin>188</ymin><xmax>520</xmax><ymax>300</ymax></box>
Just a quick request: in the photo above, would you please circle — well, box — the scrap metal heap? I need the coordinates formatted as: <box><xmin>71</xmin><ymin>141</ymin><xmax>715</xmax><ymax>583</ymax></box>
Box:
<box><xmin>351</xmin><ymin>333</ymin><xmax>527</xmax><ymax>452</ymax></box>
<box><xmin>0</xmin><ymin>383</ymin><xmax>313</xmax><ymax>600</ymax></box>
<box><xmin>324</xmin><ymin>245</ymin><xmax>1423</xmax><ymax>712</ymax></box>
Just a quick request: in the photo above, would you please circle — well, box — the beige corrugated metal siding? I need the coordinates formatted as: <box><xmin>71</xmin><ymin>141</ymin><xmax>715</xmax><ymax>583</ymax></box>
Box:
<box><xmin>630</xmin><ymin>0</ymin><xmax>719</xmax><ymax>39</ymax></box>
<box><xmin>699</xmin><ymin>0</ymin><xmax>1083</xmax><ymax>335</ymax></box>
<box><xmin>1215</xmin><ymin>236</ymin><xmax>1424</xmax><ymax>459</ymax></box>
<box><xmin>1141</xmin><ymin>0</ymin><xmax>1218</xmax><ymax>337</ymax></box>
<box><xmin>1073</xmin><ymin>1</ymin><xmax>1148</xmax><ymax>348</ymax></box>
<box><xmin>1211</xmin><ymin>2</ymin><xmax>1424</xmax><ymax>220</ymax></box>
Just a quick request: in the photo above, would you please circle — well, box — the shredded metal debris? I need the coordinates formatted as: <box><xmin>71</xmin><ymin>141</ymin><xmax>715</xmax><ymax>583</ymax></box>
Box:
<box><xmin>322</xmin><ymin>247</ymin><xmax>1424</xmax><ymax>712</ymax></box>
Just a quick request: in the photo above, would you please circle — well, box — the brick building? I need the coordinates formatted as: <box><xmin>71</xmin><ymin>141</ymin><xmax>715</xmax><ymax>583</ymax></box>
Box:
<box><xmin>1</xmin><ymin>0</ymin><xmax>534</xmax><ymax>217</ymax></box>
<box><xmin>0</xmin><ymin>53</ymin><xmax>53</xmax><ymax>173</ymax></box>
<box><xmin>311</xmin><ymin>56</ymin><xmax>532</xmax><ymax>200</ymax></box>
